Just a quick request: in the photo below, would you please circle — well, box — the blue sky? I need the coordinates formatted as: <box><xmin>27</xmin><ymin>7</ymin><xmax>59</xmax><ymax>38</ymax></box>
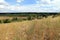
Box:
<box><xmin>0</xmin><ymin>0</ymin><xmax>60</xmax><ymax>12</ymax></box>
<box><xmin>6</xmin><ymin>0</ymin><xmax>17</xmax><ymax>5</ymax></box>
<box><xmin>6</xmin><ymin>0</ymin><xmax>36</xmax><ymax>5</ymax></box>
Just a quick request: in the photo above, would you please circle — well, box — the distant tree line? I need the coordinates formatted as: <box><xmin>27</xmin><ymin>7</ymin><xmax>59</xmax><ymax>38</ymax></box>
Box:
<box><xmin>0</xmin><ymin>13</ymin><xmax>59</xmax><ymax>17</ymax></box>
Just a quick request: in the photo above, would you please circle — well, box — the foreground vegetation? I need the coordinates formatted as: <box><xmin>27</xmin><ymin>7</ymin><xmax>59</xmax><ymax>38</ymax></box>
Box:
<box><xmin>0</xmin><ymin>13</ymin><xmax>60</xmax><ymax>40</ymax></box>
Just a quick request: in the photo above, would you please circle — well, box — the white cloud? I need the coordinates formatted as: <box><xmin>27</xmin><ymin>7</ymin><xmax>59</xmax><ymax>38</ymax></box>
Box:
<box><xmin>0</xmin><ymin>0</ymin><xmax>8</xmax><ymax>11</ymax></box>
<box><xmin>0</xmin><ymin>0</ymin><xmax>9</xmax><ymax>5</ymax></box>
<box><xmin>0</xmin><ymin>5</ymin><xmax>5</xmax><ymax>8</ymax></box>
<box><xmin>52</xmin><ymin>0</ymin><xmax>60</xmax><ymax>8</ymax></box>
<box><xmin>35</xmin><ymin>0</ymin><xmax>60</xmax><ymax>12</ymax></box>
<box><xmin>0</xmin><ymin>0</ymin><xmax>6</xmax><ymax>3</ymax></box>
<box><xmin>0</xmin><ymin>0</ymin><xmax>60</xmax><ymax>12</ymax></box>
<box><xmin>16</xmin><ymin>0</ymin><xmax>24</xmax><ymax>3</ymax></box>
<box><xmin>0</xmin><ymin>4</ymin><xmax>60</xmax><ymax>12</ymax></box>
<box><xmin>36</xmin><ymin>0</ymin><xmax>53</xmax><ymax>4</ymax></box>
<box><xmin>4</xmin><ymin>4</ymin><xmax>59</xmax><ymax>12</ymax></box>
<box><xmin>36</xmin><ymin>0</ymin><xmax>60</xmax><ymax>6</ymax></box>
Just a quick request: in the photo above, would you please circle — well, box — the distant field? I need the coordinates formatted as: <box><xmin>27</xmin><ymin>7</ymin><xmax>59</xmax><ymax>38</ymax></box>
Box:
<box><xmin>0</xmin><ymin>16</ymin><xmax>60</xmax><ymax>40</ymax></box>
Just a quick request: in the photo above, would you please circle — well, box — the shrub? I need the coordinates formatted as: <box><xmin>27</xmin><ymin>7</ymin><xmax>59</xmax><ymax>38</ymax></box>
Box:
<box><xmin>27</xmin><ymin>16</ymin><xmax>32</xmax><ymax>20</ymax></box>
<box><xmin>37</xmin><ymin>16</ymin><xmax>43</xmax><ymax>19</ymax></box>
<box><xmin>0</xmin><ymin>20</ymin><xmax>4</xmax><ymax>23</ymax></box>
<box><xmin>12</xmin><ymin>17</ymin><xmax>18</xmax><ymax>21</ymax></box>
<box><xmin>23</xmin><ymin>19</ymin><xmax>27</xmax><ymax>20</ymax></box>
<box><xmin>12</xmin><ymin>17</ymin><xmax>23</xmax><ymax>22</ymax></box>
<box><xmin>0</xmin><ymin>20</ymin><xmax>2</xmax><ymax>23</ymax></box>
<box><xmin>3</xmin><ymin>19</ymin><xmax>11</xmax><ymax>23</ymax></box>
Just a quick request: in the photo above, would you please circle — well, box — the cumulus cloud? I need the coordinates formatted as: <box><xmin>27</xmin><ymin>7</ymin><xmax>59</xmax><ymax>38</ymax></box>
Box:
<box><xmin>0</xmin><ymin>0</ymin><xmax>9</xmax><ymax>10</ymax></box>
<box><xmin>35</xmin><ymin>0</ymin><xmax>60</xmax><ymax>12</ymax></box>
<box><xmin>36</xmin><ymin>0</ymin><xmax>53</xmax><ymax>4</ymax></box>
<box><xmin>0</xmin><ymin>0</ymin><xmax>60</xmax><ymax>12</ymax></box>
<box><xmin>0</xmin><ymin>0</ymin><xmax>9</xmax><ymax>5</ymax></box>
<box><xmin>16</xmin><ymin>0</ymin><xmax>24</xmax><ymax>3</ymax></box>
<box><xmin>36</xmin><ymin>0</ymin><xmax>60</xmax><ymax>7</ymax></box>
<box><xmin>0</xmin><ymin>4</ymin><xmax>60</xmax><ymax>12</ymax></box>
<box><xmin>2</xmin><ymin>4</ymin><xmax>59</xmax><ymax>12</ymax></box>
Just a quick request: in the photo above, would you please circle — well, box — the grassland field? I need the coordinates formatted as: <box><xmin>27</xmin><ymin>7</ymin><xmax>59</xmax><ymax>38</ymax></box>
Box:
<box><xmin>0</xmin><ymin>15</ymin><xmax>60</xmax><ymax>40</ymax></box>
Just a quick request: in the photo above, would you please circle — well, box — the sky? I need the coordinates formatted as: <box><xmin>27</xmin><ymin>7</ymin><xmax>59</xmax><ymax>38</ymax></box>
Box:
<box><xmin>0</xmin><ymin>0</ymin><xmax>60</xmax><ymax>12</ymax></box>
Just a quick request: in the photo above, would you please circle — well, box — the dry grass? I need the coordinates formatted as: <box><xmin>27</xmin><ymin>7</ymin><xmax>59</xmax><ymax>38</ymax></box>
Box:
<box><xmin>0</xmin><ymin>16</ymin><xmax>13</xmax><ymax>20</ymax></box>
<box><xmin>0</xmin><ymin>16</ymin><xmax>60</xmax><ymax>40</ymax></box>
